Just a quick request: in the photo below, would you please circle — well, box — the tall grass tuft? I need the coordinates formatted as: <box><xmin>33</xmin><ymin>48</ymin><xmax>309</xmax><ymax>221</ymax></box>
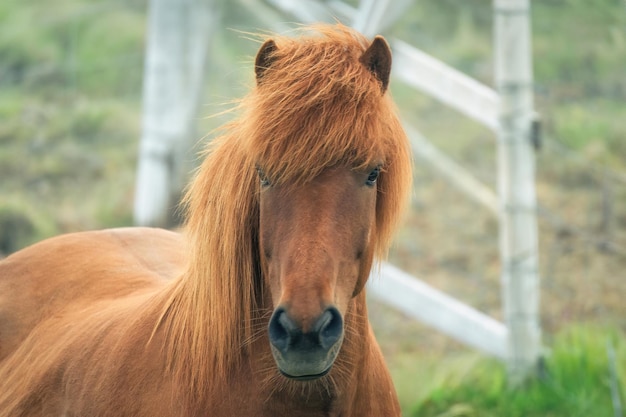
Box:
<box><xmin>400</xmin><ymin>325</ymin><xmax>626</xmax><ymax>417</ymax></box>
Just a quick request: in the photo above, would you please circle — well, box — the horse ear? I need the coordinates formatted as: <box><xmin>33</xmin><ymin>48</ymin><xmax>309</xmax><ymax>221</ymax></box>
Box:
<box><xmin>359</xmin><ymin>36</ymin><xmax>392</xmax><ymax>93</ymax></box>
<box><xmin>255</xmin><ymin>39</ymin><xmax>277</xmax><ymax>84</ymax></box>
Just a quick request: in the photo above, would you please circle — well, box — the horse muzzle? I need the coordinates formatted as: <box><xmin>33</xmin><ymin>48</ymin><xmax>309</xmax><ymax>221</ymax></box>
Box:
<box><xmin>268</xmin><ymin>306</ymin><xmax>344</xmax><ymax>380</ymax></box>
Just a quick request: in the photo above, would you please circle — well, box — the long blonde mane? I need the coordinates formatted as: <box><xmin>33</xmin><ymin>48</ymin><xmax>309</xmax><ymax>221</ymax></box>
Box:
<box><xmin>156</xmin><ymin>24</ymin><xmax>412</xmax><ymax>404</ymax></box>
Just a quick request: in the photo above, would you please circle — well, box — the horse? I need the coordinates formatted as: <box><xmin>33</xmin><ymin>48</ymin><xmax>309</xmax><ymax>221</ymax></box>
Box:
<box><xmin>0</xmin><ymin>24</ymin><xmax>412</xmax><ymax>416</ymax></box>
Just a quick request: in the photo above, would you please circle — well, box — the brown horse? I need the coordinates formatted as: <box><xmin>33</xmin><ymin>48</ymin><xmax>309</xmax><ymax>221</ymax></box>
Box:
<box><xmin>0</xmin><ymin>24</ymin><xmax>412</xmax><ymax>416</ymax></box>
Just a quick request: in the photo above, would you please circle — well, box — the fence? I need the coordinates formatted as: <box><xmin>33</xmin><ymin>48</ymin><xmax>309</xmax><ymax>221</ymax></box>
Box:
<box><xmin>133</xmin><ymin>0</ymin><xmax>543</xmax><ymax>383</ymax></box>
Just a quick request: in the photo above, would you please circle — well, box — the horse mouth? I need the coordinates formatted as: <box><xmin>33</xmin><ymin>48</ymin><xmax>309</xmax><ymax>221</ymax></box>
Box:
<box><xmin>270</xmin><ymin>333</ymin><xmax>343</xmax><ymax>381</ymax></box>
<box><xmin>279</xmin><ymin>366</ymin><xmax>332</xmax><ymax>381</ymax></box>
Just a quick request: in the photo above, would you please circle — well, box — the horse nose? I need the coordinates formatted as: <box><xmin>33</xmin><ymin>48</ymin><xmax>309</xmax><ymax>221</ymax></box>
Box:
<box><xmin>268</xmin><ymin>306</ymin><xmax>343</xmax><ymax>354</ymax></box>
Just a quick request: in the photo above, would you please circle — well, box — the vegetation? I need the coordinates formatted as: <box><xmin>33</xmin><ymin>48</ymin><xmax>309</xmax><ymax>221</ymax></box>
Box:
<box><xmin>0</xmin><ymin>0</ymin><xmax>146</xmax><ymax>252</ymax></box>
<box><xmin>389</xmin><ymin>325</ymin><xmax>626</xmax><ymax>416</ymax></box>
<box><xmin>1</xmin><ymin>0</ymin><xmax>624</xmax><ymax>415</ymax></box>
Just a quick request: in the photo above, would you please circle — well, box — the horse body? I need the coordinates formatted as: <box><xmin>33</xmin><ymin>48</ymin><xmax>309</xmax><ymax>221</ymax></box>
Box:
<box><xmin>0</xmin><ymin>228</ymin><xmax>183</xmax><ymax>362</ymax></box>
<box><xmin>0</xmin><ymin>229</ymin><xmax>397</xmax><ymax>416</ymax></box>
<box><xmin>0</xmin><ymin>229</ymin><xmax>182</xmax><ymax>415</ymax></box>
<box><xmin>0</xmin><ymin>24</ymin><xmax>411</xmax><ymax>416</ymax></box>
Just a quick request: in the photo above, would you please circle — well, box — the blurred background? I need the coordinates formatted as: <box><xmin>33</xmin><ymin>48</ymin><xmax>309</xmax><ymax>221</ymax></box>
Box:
<box><xmin>1</xmin><ymin>0</ymin><xmax>625</xmax><ymax>415</ymax></box>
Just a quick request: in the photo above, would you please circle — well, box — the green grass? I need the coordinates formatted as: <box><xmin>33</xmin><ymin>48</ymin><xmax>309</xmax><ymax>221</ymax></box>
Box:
<box><xmin>393</xmin><ymin>325</ymin><xmax>626</xmax><ymax>417</ymax></box>
<box><xmin>0</xmin><ymin>0</ymin><xmax>146</xmax><ymax>250</ymax></box>
<box><xmin>549</xmin><ymin>100</ymin><xmax>626</xmax><ymax>166</ymax></box>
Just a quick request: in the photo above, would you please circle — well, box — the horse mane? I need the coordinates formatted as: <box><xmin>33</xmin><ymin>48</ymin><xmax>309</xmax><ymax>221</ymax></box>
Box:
<box><xmin>155</xmin><ymin>24</ymin><xmax>412</xmax><ymax>405</ymax></box>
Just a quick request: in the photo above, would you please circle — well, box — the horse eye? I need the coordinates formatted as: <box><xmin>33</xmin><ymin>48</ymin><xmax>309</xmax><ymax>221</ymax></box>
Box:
<box><xmin>256</xmin><ymin>167</ymin><xmax>271</xmax><ymax>187</ymax></box>
<box><xmin>365</xmin><ymin>166</ymin><xmax>380</xmax><ymax>186</ymax></box>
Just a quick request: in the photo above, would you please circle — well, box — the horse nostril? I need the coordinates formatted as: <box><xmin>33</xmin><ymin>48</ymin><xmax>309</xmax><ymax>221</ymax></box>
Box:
<box><xmin>268</xmin><ymin>308</ymin><xmax>295</xmax><ymax>353</ymax></box>
<box><xmin>315</xmin><ymin>307</ymin><xmax>343</xmax><ymax>350</ymax></box>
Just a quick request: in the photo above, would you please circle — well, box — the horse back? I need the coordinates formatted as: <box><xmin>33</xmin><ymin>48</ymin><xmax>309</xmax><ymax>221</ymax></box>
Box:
<box><xmin>0</xmin><ymin>227</ymin><xmax>185</xmax><ymax>362</ymax></box>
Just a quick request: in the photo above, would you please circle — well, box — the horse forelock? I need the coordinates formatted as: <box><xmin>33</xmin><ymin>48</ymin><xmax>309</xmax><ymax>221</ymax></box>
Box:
<box><xmin>158</xmin><ymin>24</ymin><xmax>412</xmax><ymax>405</ymax></box>
<box><xmin>245</xmin><ymin>26</ymin><xmax>389</xmax><ymax>181</ymax></box>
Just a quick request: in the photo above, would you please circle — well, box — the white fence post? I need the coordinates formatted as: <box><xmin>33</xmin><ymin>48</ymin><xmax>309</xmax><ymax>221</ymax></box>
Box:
<box><xmin>494</xmin><ymin>0</ymin><xmax>542</xmax><ymax>385</ymax></box>
<box><xmin>352</xmin><ymin>0</ymin><xmax>391</xmax><ymax>37</ymax></box>
<box><xmin>134</xmin><ymin>0</ymin><xmax>215</xmax><ymax>226</ymax></box>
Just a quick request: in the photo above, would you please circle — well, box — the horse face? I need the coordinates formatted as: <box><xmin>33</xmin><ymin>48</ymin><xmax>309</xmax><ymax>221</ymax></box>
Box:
<box><xmin>258</xmin><ymin>165</ymin><xmax>379</xmax><ymax>380</ymax></box>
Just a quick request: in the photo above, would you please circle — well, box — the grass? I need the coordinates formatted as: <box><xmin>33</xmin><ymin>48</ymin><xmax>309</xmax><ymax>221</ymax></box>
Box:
<box><xmin>549</xmin><ymin>100</ymin><xmax>626</xmax><ymax>165</ymax></box>
<box><xmin>390</xmin><ymin>325</ymin><xmax>626</xmax><ymax>417</ymax></box>
<box><xmin>0</xmin><ymin>0</ymin><xmax>146</xmax><ymax>250</ymax></box>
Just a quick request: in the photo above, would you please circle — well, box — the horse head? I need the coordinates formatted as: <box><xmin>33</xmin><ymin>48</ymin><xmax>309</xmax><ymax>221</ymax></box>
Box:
<box><xmin>251</xmin><ymin>30</ymin><xmax>403</xmax><ymax>380</ymax></box>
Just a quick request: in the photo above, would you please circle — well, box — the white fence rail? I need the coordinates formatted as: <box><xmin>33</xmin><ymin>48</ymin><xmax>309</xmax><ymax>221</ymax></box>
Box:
<box><xmin>369</xmin><ymin>263</ymin><xmax>508</xmax><ymax>359</ymax></box>
<box><xmin>392</xmin><ymin>40</ymin><xmax>500</xmax><ymax>132</ymax></box>
<box><xmin>405</xmin><ymin>124</ymin><xmax>499</xmax><ymax>216</ymax></box>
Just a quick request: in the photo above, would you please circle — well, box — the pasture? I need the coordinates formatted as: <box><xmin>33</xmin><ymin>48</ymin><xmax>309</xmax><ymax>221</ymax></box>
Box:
<box><xmin>1</xmin><ymin>0</ymin><xmax>625</xmax><ymax>415</ymax></box>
